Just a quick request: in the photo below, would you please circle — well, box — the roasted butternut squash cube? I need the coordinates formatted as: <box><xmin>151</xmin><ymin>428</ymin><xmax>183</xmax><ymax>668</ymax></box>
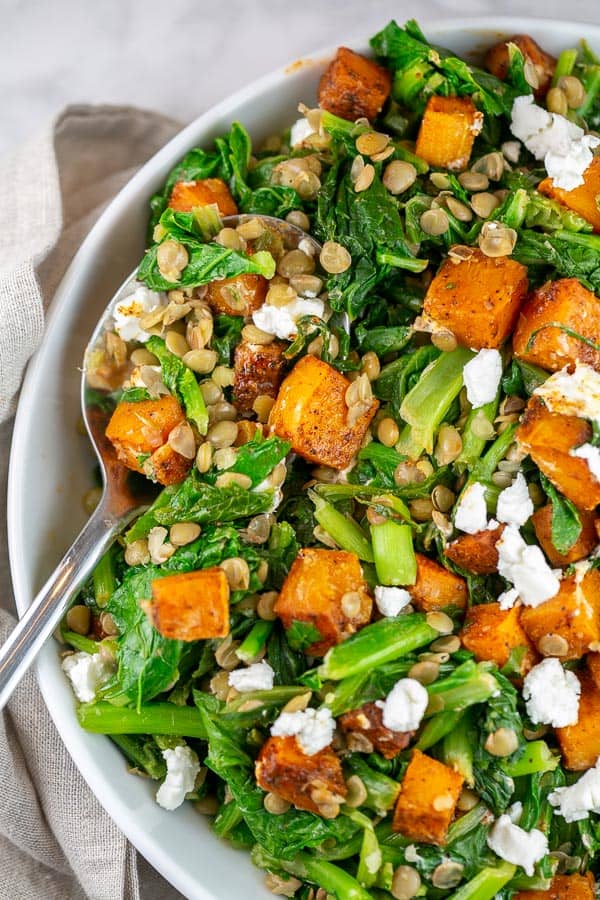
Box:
<box><xmin>520</xmin><ymin>568</ymin><xmax>600</xmax><ymax>661</ymax></box>
<box><xmin>255</xmin><ymin>735</ymin><xmax>346</xmax><ymax>815</ymax></box>
<box><xmin>340</xmin><ymin>702</ymin><xmax>415</xmax><ymax>760</ymax></box>
<box><xmin>106</xmin><ymin>395</ymin><xmax>189</xmax><ymax>485</ymax></box>
<box><xmin>269</xmin><ymin>355</ymin><xmax>379</xmax><ymax>470</ymax></box>
<box><xmin>485</xmin><ymin>35</ymin><xmax>556</xmax><ymax>98</ymax></box>
<box><xmin>444</xmin><ymin>525</ymin><xmax>504</xmax><ymax>575</ymax></box>
<box><xmin>532</xmin><ymin>504</ymin><xmax>598</xmax><ymax>567</ymax></box>
<box><xmin>512</xmin><ymin>279</ymin><xmax>600</xmax><ymax>373</ymax></box>
<box><xmin>145</xmin><ymin>442</ymin><xmax>193</xmax><ymax>486</ymax></box>
<box><xmin>514</xmin><ymin>873</ymin><xmax>595</xmax><ymax>900</ymax></box>
<box><xmin>586</xmin><ymin>651</ymin><xmax>600</xmax><ymax>690</ymax></box>
<box><xmin>557</xmin><ymin>672</ymin><xmax>600</xmax><ymax>770</ymax></box>
<box><xmin>274</xmin><ymin>548</ymin><xmax>372</xmax><ymax>656</ymax></box>
<box><xmin>415</xmin><ymin>96</ymin><xmax>483</xmax><ymax>170</ymax></box>
<box><xmin>168</xmin><ymin>177</ymin><xmax>238</xmax><ymax>216</ymax></box>
<box><xmin>392</xmin><ymin>749</ymin><xmax>463</xmax><ymax>845</ymax></box>
<box><xmin>205</xmin><ymin>274</ymin><xmax>268</xmax><ymax>317</ymax></box>
<box><xmin>422</xmin><ymin>249</ymin><xmax>528</xmax><ymax>349</ymax></box>
<box><xmin>409</xmin><ymin>553</ymin><xmax>467</xmax><ymax>612</ymax></box>
<box><xmin>516</xmin><ymin>396</ymin><xmax>600</xmax><ymax>510</ymax></box>
<box><xmin>233</xmin><ymin>339</ymin><xmax>287</xmax><ymax>413</ymax></box>
<box><xmin>318</xmin><ymin>47</ymin><xmax>391</xmax><ymax>122</ymax></box>
<box><xmin>148</xmin><ymin>567</ymin><xmax>230</xmax><ymax>641</ymax></box>
<box><xmin>460</xmin><ymin>602</ymin><xmax>537</xmax><ymax>674</ymax></box>
<box><xmin>539</xmin><ymin>157</ymin><xmax>600</xmax><ymax>233</ymax></box>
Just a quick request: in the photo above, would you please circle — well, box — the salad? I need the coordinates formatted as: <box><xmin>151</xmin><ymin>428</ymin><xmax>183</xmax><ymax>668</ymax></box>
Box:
<box><xmin>64</xmin><ymin>19</ymin><xmax>600</xmax><ymax>900</ymax></box>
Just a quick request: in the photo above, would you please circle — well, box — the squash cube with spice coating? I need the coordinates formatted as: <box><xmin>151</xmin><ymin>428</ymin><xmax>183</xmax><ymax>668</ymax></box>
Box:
<box><xmin>392</xmin><ymin>749</ymin><xmax>463</xmax><ymax>845</ymax></box>
<box><xmin>532</xmin><ymin>504</ymin><xmax>598</xmax><ymax>567</ymax></box>
<box><xmin>415</xmin><ymin>96</ymin><xmax>483</xmax><ymax>170</ymax></box>
<box><xmin>274</xmin><ymin>548</ymin><xmax>372</xmax><ymax>656</ymax></box>
<box><xmin>206</xmin><ymin>274</ymin><xmax>268</xmax><ymax>318</ymax></box>
<box><xmin>485</xmin><ymin>35</ymin><xmax>556</xmax><ymax>99</ymax></box>
<box><xmin>340</xmin><ymin>702</ymin><xmax>414</xmax><ymax>760</ymax></box>
<box><xmin>255</xmin><ymin>735</ymin><xmax>347</xmax><ymax>816</ymax></box>
<box><xmin>444</xmin><ymin>524</ymin><xmax>504</xmax><ymax>575</ymax></box>
<box><xmin>519</xmin><ymin>568</ymin><xmax>600</xmax><ymax>662</ymax></box>
<box><xmin>233</xmin><ymin>339</ymin><xmax>287</xmax><ymax>413</ymax></box>
<box><xmin>539</xmin><ymin>157</ymin><xmax>600</xmax><ymax>233</ymax></box>
<box><xmin>422</xmin><ymin>249</ymin><xmax>528</xmax><ymax>349</ymax></box>
<box><xmin>516</xmin><ymin>396</ymin><xmax>600</xmax><ymax>510</ymax></box>
<box><xmin>168</xmin><ymin>177</ymin><xmax>238</xmax><ymax>216</ymax></box>
<box><xmin>318</xmin><ymin>47</ymin><xmax>391</xmax><ymax>123</ymax></box>
<box><xmin>409</xmin><ymin>553</ymin><xmax>467</xmax><ymax>612</ymax></box>
<box><xmin>105</xmin><ymin>395</ymin><xmax>192</xmax><ymax>486</ymax></box>
<box><xmin>514</xmin><ymin>873</ymin><xmax>596</xmax><ymax>900</ymax></box>
<box><xmin>556</xmin><ymin>672</ymin><xmax>600</xmax><ymax>771</ymax></box>
<box><xmin>269</xmin><ymin>355</ymin><xmax>379</xmax><ymax>470</ymax></box>
<box><xmin>460</xmin><ymin>602</ymin><xmax>537</xmax><ymax>674</ymax></box>
<box><xmin>512</xmin><ymin>278</ymin><xmax>600</xmax><ymax>373</ymax></box>
<box><xmin>148</xmin><ymin>567</ymin><xmax>230</xmax><ymax>641</ymax></box>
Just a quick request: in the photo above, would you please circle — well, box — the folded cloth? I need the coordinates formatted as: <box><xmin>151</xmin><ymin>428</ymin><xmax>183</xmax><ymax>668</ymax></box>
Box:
<box><xmin>0</xmin><ymin>106</ymin><xmax>185</xmax><ymax>900</ymax></box>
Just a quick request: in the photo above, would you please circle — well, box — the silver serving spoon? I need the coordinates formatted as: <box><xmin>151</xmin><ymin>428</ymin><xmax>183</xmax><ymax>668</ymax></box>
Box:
<box><xmin>0</xmin><ymin>215</ymin><xmax>332</xmax><ymax>709</ymax></box>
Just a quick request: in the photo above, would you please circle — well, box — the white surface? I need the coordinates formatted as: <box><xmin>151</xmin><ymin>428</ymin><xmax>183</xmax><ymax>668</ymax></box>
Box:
<box><xmin>1</xmin><ymin>0</ymin><xmax>599</xmax><ymax>157</ymax></box>
<box><xmin>7</xmin><ymin>15</ymin><xmax>600</xmax><ymax>900</ymax></box>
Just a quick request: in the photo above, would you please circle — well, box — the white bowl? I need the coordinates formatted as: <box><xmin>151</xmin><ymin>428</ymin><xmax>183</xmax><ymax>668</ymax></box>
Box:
<box><xmin>8</xmin><ymin>17</ymin><xmax>600</xmax><ymax>900</ymax></box>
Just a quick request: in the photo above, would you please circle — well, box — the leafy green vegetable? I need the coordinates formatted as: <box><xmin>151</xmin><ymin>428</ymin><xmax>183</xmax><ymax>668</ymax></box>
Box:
<box><xmin>355</xmin><ymin>324</ymin><xmax>412</xmax><ymax>356</ymax></box>
<box><xmin>220</xmin><ymin>432</ymin><xmax>290</xmax><ymax>488</ymax></box>
<box><xmin>540</xmin><ymin>473</ymin><xmax>582</xmax><ymax>554</ymax></box>
<box><xmin>146</xmin><ymin>335</ymin><xmax>208</xmax><ymax>433</ymax></box>
<box><xmin>212</xmin><ymin>315</ymin><xmax>244</xmax><ymax>365</ymax></box>
<box><xmin>286</xmin><ymin>620</ymin><xmax>323</xmax><ymax>652</ymax></box>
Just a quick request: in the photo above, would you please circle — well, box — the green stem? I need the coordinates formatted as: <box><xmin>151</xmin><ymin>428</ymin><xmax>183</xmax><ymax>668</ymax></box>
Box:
<box><xmin>311</xmin><ymin>492</ymin><xmax>374</xmax><ymax>562</ymax></box>
<box><xmin>447</xmin><ymin>861</ymin><xmax>516</xmax><ymax>900</ymax></box>
<box><xmin>578</xmin><ymin>67</ymin><xmax>600</xmax><ymax>117</ymax></box>
<box><xmin>464</xmin><ymin>423</ymin><xmax>518</xmax><ymax>490</ymax></box>
<box><xmin>441</xmin><ymin>712</ymin><xmax>475</xmax><ymax>785</ymax></box>
<box><xmin>61</xmin><ymin>630</ymin><xmax>99</xmax><ymax>654</ymax></box>
<box><xmin>552</xmin><ymin>48</ymin><xmax>578</xmax><ymax>85</ymax></box>
<box><xmin>213</xmin><ymin>800</ymin><xmax>244</xmax><ymax>839</ymax></box>
<box><xmin>345</xmin><ymin>756</ymin><xmax>400</xmax><ymax>813</ymax></box>
<box><xmin>318</xmin><ymin>615</ymin><xmax>437</xmax><ymax>681</ymax></box>
<box><xmin>224</xmin><ymin>686</ymin><xmax>306</xmax><ymax>714</ymax></box>
<box><xmin>455</xmin><ymin>396</ymin><xmax>500</xmax><ymax>472</ymax></box>
<box><xmin>416</xmin><ymin>709</ymin><xmax>464</xmax><ymax>751</ymax></box>
<box><xmin>77</xmin><ymin>701</ymin><xmax>208</xmax><ymax>739</ymax></box>
<box><xmin>400</xmin><ymin>347</ymin><xmax>474</xmax><ymax>455</ymax></box>
<box><xmin>370</xmin><ymin>521</ymin><xmax>416</xmax><ymax>586</ymax></box>
<box><xmin>344</xmin><ymin>809</ymin><xmax>382</xmax><ymax>888</ymax></box>
<box><xmin>426</xmin><ymin>661</ymin><xmax>498</xmax><ymax>716</ymax></box>
<box><xmin>236</xmin><ymin>621</ymin><xmax>274</xmax><ymax>663</ymax></box>
<box><xmin>110</xmin><ymin>733</ymin><xmax>167</xmax><ymax>779</ymax></box>
<box><xmin>93</xmin><ymin>549</ymin><xmax>116</xmax><ymax>608</ymax></box>
<box><xmin>376</xmin><ymin>251</ymin><xmax>428</xmax><ymax>273</ymax></box>
<box><xmin>504</xmin><ymin>740</ymin><xmax>559</xmax><ymax>777</ymax></box>
<box><xmin>251</xmin><ymin>845</ymin><xmax>373</xmax><ymax>900</ymax></box>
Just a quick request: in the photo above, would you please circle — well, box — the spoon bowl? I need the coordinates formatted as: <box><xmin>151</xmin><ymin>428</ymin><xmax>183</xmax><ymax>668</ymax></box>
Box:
<box><xmin>0</xmin><ymin>213</ymin><xmax>323</xmax><ymax>709</ymax></box>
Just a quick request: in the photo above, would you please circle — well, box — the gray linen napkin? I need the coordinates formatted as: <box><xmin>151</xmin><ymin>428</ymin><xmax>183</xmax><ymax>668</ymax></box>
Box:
<box><xmin>0</xmin><ymin>106</ymin><xmax>186</xmax><ymax>900</ymax></box>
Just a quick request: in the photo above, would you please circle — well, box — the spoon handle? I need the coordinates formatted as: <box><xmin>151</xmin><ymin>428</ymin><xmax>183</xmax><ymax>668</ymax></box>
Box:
<box><xmin>0</xmin><ymin>503</ymin><xmax>132</xmax><ymax>709</ymax></box>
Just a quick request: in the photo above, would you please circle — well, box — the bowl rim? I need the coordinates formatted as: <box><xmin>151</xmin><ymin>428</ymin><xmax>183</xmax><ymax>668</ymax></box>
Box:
<box><xmin>8</xmin><ymin>15</ymin><xmax>600</xmax><ymax>899</ymax></box>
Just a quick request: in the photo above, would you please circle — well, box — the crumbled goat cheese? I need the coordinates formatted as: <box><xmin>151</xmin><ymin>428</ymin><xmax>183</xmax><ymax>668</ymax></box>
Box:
<box><xmin>376</xmin><ymin>678</ymin><xmax>428</xmax><ymax>732</ymax></box>
<box><xmin>496</xmin><ymin>472</ymin><xmax>534</xmax><ymax>527</ymax></box>
<box><xmin>523</xmin><ymin>657</ymin><xmax>581</xmax><ymax>728</ymax></box>
<box><xmin>62</xmin><ymin>651</ymin><xmax>112</xmax><ymax>703</ymax></box>
<box><xmin>498</xmin><ymin>587</ymin><xmax>519</xmax><ymax>611</ymax></box>
<box><xmin>228</xmin><ymin>661</ymin><xmax>275</xmax><ymax>693</ymax></box>
<box><xmin>271</xmin><ymin>707</ymin><xmax>335</xmax><ymax>756</ymax></box>
<box><xmin>496</xmin><ymin>524</ymin><xmax>560</xmax><ymax>607</ymax></box>
<box><xmin>454</xmin><ymin>482</ymin><xmax>489</xmax><ymax>534</ymax></box>
<box><xmin>253</xmin><ymin>297</ymin><xmax>325</xmax><ymax>340</ymax></box>
<box><xmin>501</xmin><ymin>140</ymin><xmax>521</xmax><ymax>163</ymax></box>
<box><xmin>463</xmin><ymin>349</ymin><xmax>502</xmax><ymax>409</ymax></box>
<box><xmin>549</xmin><ymin>757</ymin><xmax>600</xmax><ymax>822</ymax></box>
<box><xmin>290</xmin><ymin>117</ymin><xmax>315</xmax><ymax>147</ymax></box>
<box><xmin>571</xmin><ymin>443</ymin><xmax>600</xmax><ymax>482</ymax></box>
<box><xmin>112</xmin><ymin>284</ymin><xmax>166</xmax><ymax>343</ymax></box>
<box><xmin>374</xmin><ymin>585</ymin><xmax>412</xmax><ymax>617</ymax></box>
<box><xmin>156</xmin><ymin>745</ymin><xmax>200</xmax><ymax>811</ymax></box>
<box><xmin>534</xmin><ymin>364</ymin><xmax>600</xmax><ymax>425</ymax></box>
<box><xmin>510</xmin><ymin>95</ymin><xmax>600</xmax><ymax>190</ymax></box>
<box><xmin>486</xmin><ymin>813</ymin><xmax>548</xmax><ymax>876</ymax></box>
